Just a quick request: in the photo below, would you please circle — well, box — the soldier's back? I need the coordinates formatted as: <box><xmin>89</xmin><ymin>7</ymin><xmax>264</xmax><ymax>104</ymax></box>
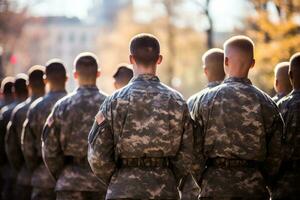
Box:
<box><xmin>192</xmin><ymin>77</ymin><xmax>283</xmax><ymax>199</ymax></box>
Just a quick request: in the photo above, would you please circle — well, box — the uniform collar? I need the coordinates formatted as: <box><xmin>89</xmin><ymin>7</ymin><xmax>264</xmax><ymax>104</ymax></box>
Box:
<box><xmin>48</xmin><ymin>90</ymin><xmax>67</xmax><ymax>95</ymax></box>
<box><xmin>207</xmin><ymin>81</ymin><xmax>222</xmax><ymax>88</ymax></box>
<box><xmin>77</xmin><ymin>85</ymin><xmax>99</xmax><ymax>91</ymax></box>
<box><xmin>224</xmin><ymin>77</ymin><xmax>252</xmax><ymax>85</ymax></box>
<box><xmin>131</xmin><ymin>74</ymin><xmax>160</xmax><ymax>83</ymax></box>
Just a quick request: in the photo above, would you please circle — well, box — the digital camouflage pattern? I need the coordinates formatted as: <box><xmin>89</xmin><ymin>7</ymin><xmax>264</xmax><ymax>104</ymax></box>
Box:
<box><xmin>190</xmin><ymin>77</ymin><xmax>284</xmax><ymax>199</ymax></box>
<box><xmin>187</xmin><ymin>81</ymin><xmax>222</xmax><ymax>111</ymax></box>
<box><xmin>272</xmin><ymin>90</ymin><xmax>300</xmax><ymax>199</ymax></box>
<box><xmin>42</xmin><ymin>86</ymin><xmax>107</xmax><ymax>195</ymax></box>
<box><xmin>21</xmin><ymin>91</ymin><xmax>66</xmax><ymax>198</ymax></box>
<box><xmin>88</xmin><ymin>74</ymin><xmax>199</xmax><ymax>199</ymax></box>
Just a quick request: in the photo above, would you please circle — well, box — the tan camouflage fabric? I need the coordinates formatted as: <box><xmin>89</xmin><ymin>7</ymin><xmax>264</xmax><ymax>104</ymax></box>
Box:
<box><xmin>190</xmin><ymin>77</ymin><xmax>284</xmax><ymax>199</ymax></box>
<box><xmin>88</xmin><ymin>74</ymin><xmax>200</xmax><ymax>199</ymax></box>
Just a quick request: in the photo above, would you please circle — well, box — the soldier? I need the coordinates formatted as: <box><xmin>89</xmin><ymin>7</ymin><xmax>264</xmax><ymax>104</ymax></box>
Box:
<box><xmin>5</xmin><ymin>66</ymin><xmax>45</xmax><ymax>200</ymax></box>
<box><xmin>112</xmin><ymin>64</ymin><xmax>133</xmax><ymax>90</ymax></box>
<box><xmin>0</xmin><ymin>77</ymin><xmax>15</xmax><ymax>109</ymax></box>
<box><xmin>0</xmin><ymin>74</ymin><xmax>28</xmax><ymax>200</ymax></box>
<box><xmin>190</xmin><ymin>35</ymin><xmax>284</xmax><ymax>199</ymax></box>
<box><xmin>22</xmin><ymin>59</ymin><xmax>67</xmax><ymax>200</ymax></box>
<box><xmin>273</xmin><ymin>53</ymin><xmax>300</xmax><ymax>199</ymax></box>
<box><xmin>87</xmin><ymin>33</ymin><xmax>198</xmax><ymax>199</ymax></box>
<box><xmin>42</xmin><ymin>52</ymin><xmax>107</xmax><ymax>200</ymax></box>
<box><xmin>188</xmin><ymin>48</ymin><xmax>225</xmax><ymax>111</ymax></box>
<box><xmin>272</xmin><ymin>62</ymin><xmax>292</xmax><ymax>103</ymax></box>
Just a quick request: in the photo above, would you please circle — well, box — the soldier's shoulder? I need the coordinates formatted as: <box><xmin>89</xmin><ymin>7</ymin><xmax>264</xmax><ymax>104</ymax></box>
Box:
<box><xmin>28</xmin><ymin>97</ymin><xmax>44</xmax><ymax>112</ymax></box>
<box><xmin>278</xmin><ymin>92</ymin><xmax>300</xmax><ymax>109</ymax></box>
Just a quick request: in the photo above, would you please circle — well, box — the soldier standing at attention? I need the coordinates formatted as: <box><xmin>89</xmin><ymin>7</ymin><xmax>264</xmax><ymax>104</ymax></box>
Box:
<box><xmin>0</xmin><ymin>77</ymin><xmax>15</xmax><ymax>109</ymax></box>
<box><xmin>87</xmin><ymin>33</ymin><xmax>199</xmax><ymax>200</ymax></box>
<box><xmin>191</xmin><ymin>35</ymin><xmax>284</xmax><ymax>199</ymax></box>
<box><xmin>5</xmin><ymin>66</ymin><xmax>45</xmax><ymax>200</ymax></box>
<box><xmin>22</xmin><ymin>59</ymin><xmax>67</xmax><ymax>200</ymax></box>
<box><xmin>272</xmin><ymin>62</ymin><xmax>292</xmax><ymax>103</ymax></box>
<box><xmin>273</xmin><ymin>53</ymin><xmax>300</xmax><ymax>199</ymax></box>
<box><xmin>42</xmin><ymin>52</ymin><xmax>107</xmax><ymax>200</ymax></box>
<box><xmin>0</xmin><ymin>74</ymin><xmax>28</xmax><ymax>200</ymax></box>
<box><xmin>187</xmin><ymin>48</ymin><xmax>225</xmax><ymax>111</ymax></box>
<box><xmin>112</xmin><ymin>64</ymin><xmax>133</xmax><ymax>90</ymax></box>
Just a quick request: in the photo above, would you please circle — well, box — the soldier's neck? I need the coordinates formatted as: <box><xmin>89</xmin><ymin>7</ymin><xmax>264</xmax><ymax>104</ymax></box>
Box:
<box><xmin>134</xmin><ymin>65</ymin><xmax>157</xmax><ymax>76</ymax></box>
<box><xmin>49</xmin><ymin>86</ymin><xmax>66</xmax><ymax>93</ymax></box>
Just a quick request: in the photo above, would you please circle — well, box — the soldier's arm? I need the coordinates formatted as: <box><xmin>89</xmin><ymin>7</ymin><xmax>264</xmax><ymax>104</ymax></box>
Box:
<box><xmin>42</xmin><ymin>107</ymin><xmax>64</xmax><ymax>181</ymax></box>
<box><xmin>21</xmin><ymin>114</ymin><xmax>38</xmax><ymax>171</ymax></box>
<box><xmin>0</xmin><ymin>114</ymin><xmax>6</xmax><ymax>165</ymax></box>
<box><xmin>88</xmin><ymin>100</ymin><xmax>116</xmax><ymax>187</ymax></box>
<box><xmin>5</xmin><ymin>113</ymin><xmax>23</xmax><ymax>171</ymax></box>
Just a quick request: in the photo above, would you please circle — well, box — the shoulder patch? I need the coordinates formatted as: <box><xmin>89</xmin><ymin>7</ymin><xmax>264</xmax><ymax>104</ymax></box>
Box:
<box><xmin>95</xmin><ymin>112</ymin><xmax>105</xmax><ymax>125</ymax></box>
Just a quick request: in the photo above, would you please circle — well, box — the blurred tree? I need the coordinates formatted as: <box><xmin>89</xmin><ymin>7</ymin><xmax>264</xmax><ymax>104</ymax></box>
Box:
<box><xmin>247</xmin><ymin>0</ymin><xmax>300</xmax><ymax>93</ymax></box>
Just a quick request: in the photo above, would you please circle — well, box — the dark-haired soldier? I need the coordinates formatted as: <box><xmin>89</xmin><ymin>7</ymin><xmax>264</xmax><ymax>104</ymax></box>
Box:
<box><xmin>191</xmin><ymin>36</ymin><xmax>284</xmax><ymax>199</ymax></box>
<box><xmin>272</xmin><ymin>62</ymin><xmax>292</xmax><ymax>103</ymax></box>
<box><xmin>188</xmin><ymin>48</ymin><xmax>225</xmax><ymax>111</ymax></box>
<box><xmin>113</xmin><ymin>64</ymin><xmax>133</xmax><ymax>90</ymax></box>
<box><xmin>5</xmin><ymin>66</ymin><xmax>45</xmax><ymax>200</ymax></box>
<box><xmin>22</xmin><ymin>59</ymin><xmax>67</xmax><ymax>200</ymax></box>
<box><xmin>42</xmin><ymin>52</ymin><xmax>107</xmax><ymax>200</ymax></box>
<box><xmin>88</xmin><ymin>33</ymin><xmax>199</xmax><ymax>199</ymax></box>
<box><xmin>0</xmin><ymin>74</ymin><xmax>28</xmax><ymax>200</ymax></box>
<box><xmin>0</xmin><ymin>77</ymin><xmax>15</xmax><ymax>109</ymax></box>
<box><xmin>273</xmin><ymin>53</ymin><xmax>300</xmax><ymax>199</ymax></box>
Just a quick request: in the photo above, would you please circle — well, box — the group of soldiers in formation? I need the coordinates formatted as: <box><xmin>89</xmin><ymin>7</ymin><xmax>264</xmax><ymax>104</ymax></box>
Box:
<box><xmin>0</xmin><ymin>33</ymin><xmax>299</xmax><ymax>200</ymax></box>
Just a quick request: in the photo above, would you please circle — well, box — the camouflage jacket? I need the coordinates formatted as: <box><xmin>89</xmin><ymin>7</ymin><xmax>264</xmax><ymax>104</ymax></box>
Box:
<box><xmin>5</xmin><ymin>96</ymin><xmax>40</xmax><ymax>186</ymax></box>
<box><xmin>22</xmin><ymin>91</ymin><xmax>66</xmax><ymax>188</ymax></box>
<box><xmin>190</xmin><ymin>77</ymin><xmax>284</xmax><ymax>198</ymax></box>
<box><xmin>272</xmin><ymin>93</ymin><xmax>287</xmax><ymax>104</ymax></box>
<box><xmin>187</xmin><ymin>81</ymin><xmax>222</xmax><ymax>111</ymax></box>
<box><xmin>88</xmin><ymin>74</ymin><xmax>198</xmax><ymax>199</ymax></box>
<box><xmin>277</xmin><ymin>90</ymin><xmax>300</xmax><ymax>161</ymax></box>
<box><xmin>42</xmin><ymin>86</ymin><xmax>107</xmax><ymax>192</ymax></box>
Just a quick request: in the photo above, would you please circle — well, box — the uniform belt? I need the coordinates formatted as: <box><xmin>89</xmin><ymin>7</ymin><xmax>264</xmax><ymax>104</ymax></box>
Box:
<box><xmin>120</xmin><ymin>157</ymin><xmax>170</xmax><ymax>168</ymax></box>
<box><xmin>207</xmin><ymin>157</ymin><xmax>259</xmax><ymax>168</ymax></box>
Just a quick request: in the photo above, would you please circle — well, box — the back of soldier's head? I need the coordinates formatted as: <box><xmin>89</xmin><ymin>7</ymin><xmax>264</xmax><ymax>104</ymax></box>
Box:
<box><xmin>28</xmin><ymin>65</ymin><xmax>45</xmax><ymax>92</ymax></box>
<box><xmin>130</xmin><ymin>33</ymin><xmax>160</xmax><ymax>66</ymax></box>
<box><xmin>113</xmin><ymin>64</ymin><xmax>133</xmax><ymax>89</ymax></box>
<box><xmin>45</xmin><ymin>59</ymin><xmax>67</xmax><ymax>87</ymax></box>
<box><xmin>1</xmin><ymin>76</ymin><xmax>14</xmax><ymax>97</ymax></box>
<box><xmin>274</xmin><ymin>62</ymin><xmax>292</xmax><ymax>94</ymax></box>
<box><xmin>202</xmin><ymin>48</ymin><xmax>225</xmax><ymax>82</ymax></box>
<box><xmin>74</xmin><ymin>52</ymin><xmax>99</xmax><ymax>82</ymax></box>
<box><xmin>14</xmin><ymin>73</ymin><xmax>28</xmax><ymax>98</ymax></box>
<box><xmin>224</xmin><ymin>35</ymin><xmax>255</xmax><ymax>69</ymax></box>
<box><xmin>289</xmin><ymin>52</ymin><xmax>300</xmax><ymax>89</ymax></box>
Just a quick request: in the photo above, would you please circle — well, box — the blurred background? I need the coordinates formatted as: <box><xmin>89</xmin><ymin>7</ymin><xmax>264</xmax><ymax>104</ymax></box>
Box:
<box><xmin>0</xmin><ymin>0</ymin><xmax>299</xmax><ymax>97</ymax></box>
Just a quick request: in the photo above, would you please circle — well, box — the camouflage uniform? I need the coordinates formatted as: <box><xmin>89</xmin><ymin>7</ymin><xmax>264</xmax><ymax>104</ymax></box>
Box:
<box><xmin>272</xmin><ymin>90</ymin><xmax>300</xmax><ymax>199</ymax></box>
<box><xmin>22</xmin><ymin>91</ymin><xmax>67</xmax><ymax>200</ymax></box>
<box><xmin>187</xmin><ymin>81</ymin><xmax>222</xmax><ymax>111</ymax></box>
<box><xmin>190</xmin><ymin>77</ymin><xmax>284</xmax><ymax>199</ymax></box>
<box><xmin>0</xmin><ymin>100</ymin><xmax>22</xmax><ymax>200</ymax></box>
<box><xmin>5</xmin><ymin>96</ymin><xmax>40</xmax><ymax>200</ymax></box>
<box><xmin>88</xmin><ymin>74</ymin><xmax>198</xmax><ymax>200</ymax></box>
<box><xmin>42</xmin><ymin>86</ymin><xmax>107</xmax><ymax>200</ymax></box>
<box><xmin>272</xmin><ymin>93</ymin><xmax>287</xmax><ymax>104</ymax></box>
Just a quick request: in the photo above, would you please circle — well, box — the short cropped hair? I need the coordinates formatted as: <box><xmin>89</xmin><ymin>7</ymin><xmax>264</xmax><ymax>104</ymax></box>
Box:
<box><xmin>45</xmin><ymin>59</ymin><xmax>67</xmax><ymax>85</ymax></box>
<box><xmin>130</xmin><ymin>33</ymin><xmax>160</xmax><ymax>66</ymax></box>
<box><xmin>14</xmin><ymin>73</ymin><xmax>28</xmax><ymax>96</ymax></box>
<box><xmin>274</xmin><ymin>62</ymin><xmax>292</xmax><ymax>92</ymax></box>
<box><xmin>290</xmin><ymin>52</ymin><xmax>300</xmax><ymax>72</ymax></box>
<box><xmin>224</xmin><ymin>35</ymin><xmax>255</xmax><ymax>60</ymax></box>
<box><xmin>202</xmin><ymin>48</ymin><xmax>225</xmax><ymax>80</ymax></box>
<box><xmin>113</xmin><ymin>64</ymin><xmax>133</xmax><ymax>85</ymax></box>
<box><xmin>1</xmin><ymin>76</ymin><xmax>14</xmax><ymax>95</ymax></box>
<box><xmin>74</xmin><ymin>52</ymin><xmax>99</xmax><ymax>81</ymax></box>
<box><xmin>28</xmin><ymin>65</ymin><xmax>45</xmax><ymax>90</ymax></box>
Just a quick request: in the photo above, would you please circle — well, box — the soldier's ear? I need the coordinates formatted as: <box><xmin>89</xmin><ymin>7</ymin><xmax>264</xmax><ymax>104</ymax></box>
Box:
<box><xmin>250</xmin><ymin>59</ymin><xmax>255</xmax><ymax>69</ymax></box>
<box><xmin>224</xmin><ymin>57</ymin><xmax>229</xmax><ymax>67</ymax></box>
<box><xmin>157</xmin><ymin>55</ymin><xmax>163</xmax><ymax>65</ymax></box>
<box><xmin>96</xmin><ymin>70</ymin><xmax>101</xmax><ymax>78</ymax></box>
<box><xmin>129</xmin><ymin>55</ymin><xmax>136</xmax><ymax>65</ymax></box>
<box><xmin>289</xmin><ymin>70</ymin><xmax>293</xmax><ymax>80</ymax></box>
<box><xmin>73</xmin><ymin>71</ymin><xmax>78</xmax><ymax>80</ymax></box>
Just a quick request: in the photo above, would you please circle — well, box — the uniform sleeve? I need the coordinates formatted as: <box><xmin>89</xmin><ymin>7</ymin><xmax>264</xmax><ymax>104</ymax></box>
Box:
<box><xmin>21</xmin><ymin>110</ymin><xmax>38</xmax><ymax>171</ymax></box>
<box><xmin>261</xmin><ymin>100</ymin><xmax>284</xmax><ymax>184</ymax></box>
<box><xmin>0</xmin><ymin>113</ymin><xmax>6</xmax><ymax>165</ymax></box>
<box><xmin>88</xmin><ymin>99</ymin><xmax>116</xmax><ymax>187</ymax></box>
<box><xmin>5</xmin><ymin>112</ymin><xmax>23</xmax><ymax>171</ymax></box>
<box><xmin>42</xmin><ymin>106</ymin><xmax>64</xmax><ymax>180</ymax></box>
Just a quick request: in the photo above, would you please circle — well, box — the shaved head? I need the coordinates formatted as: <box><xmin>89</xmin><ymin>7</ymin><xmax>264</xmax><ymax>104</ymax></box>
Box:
<box><xmin>202</xmin><ymin>48</ymin><xmax>225</xmax><ymax>82</ymax></box>
<box><xmin>223</xmin><ymin>35</ymin><xmax>255</xmax><ymax>77</ymax></box>
<box><xmin>274</xmin><ymin>62</ymin><xmax>292</xmax><ymax>94</ymax></box>
<box><xmin>74</xmin><ymin>52</ymin><xmax>99</xmax><ymax>82</ymax></box>
<box><xmin>289</xmin><ymin>52</ymin><xmax>300</xmax><ymax>89</ymax></box>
